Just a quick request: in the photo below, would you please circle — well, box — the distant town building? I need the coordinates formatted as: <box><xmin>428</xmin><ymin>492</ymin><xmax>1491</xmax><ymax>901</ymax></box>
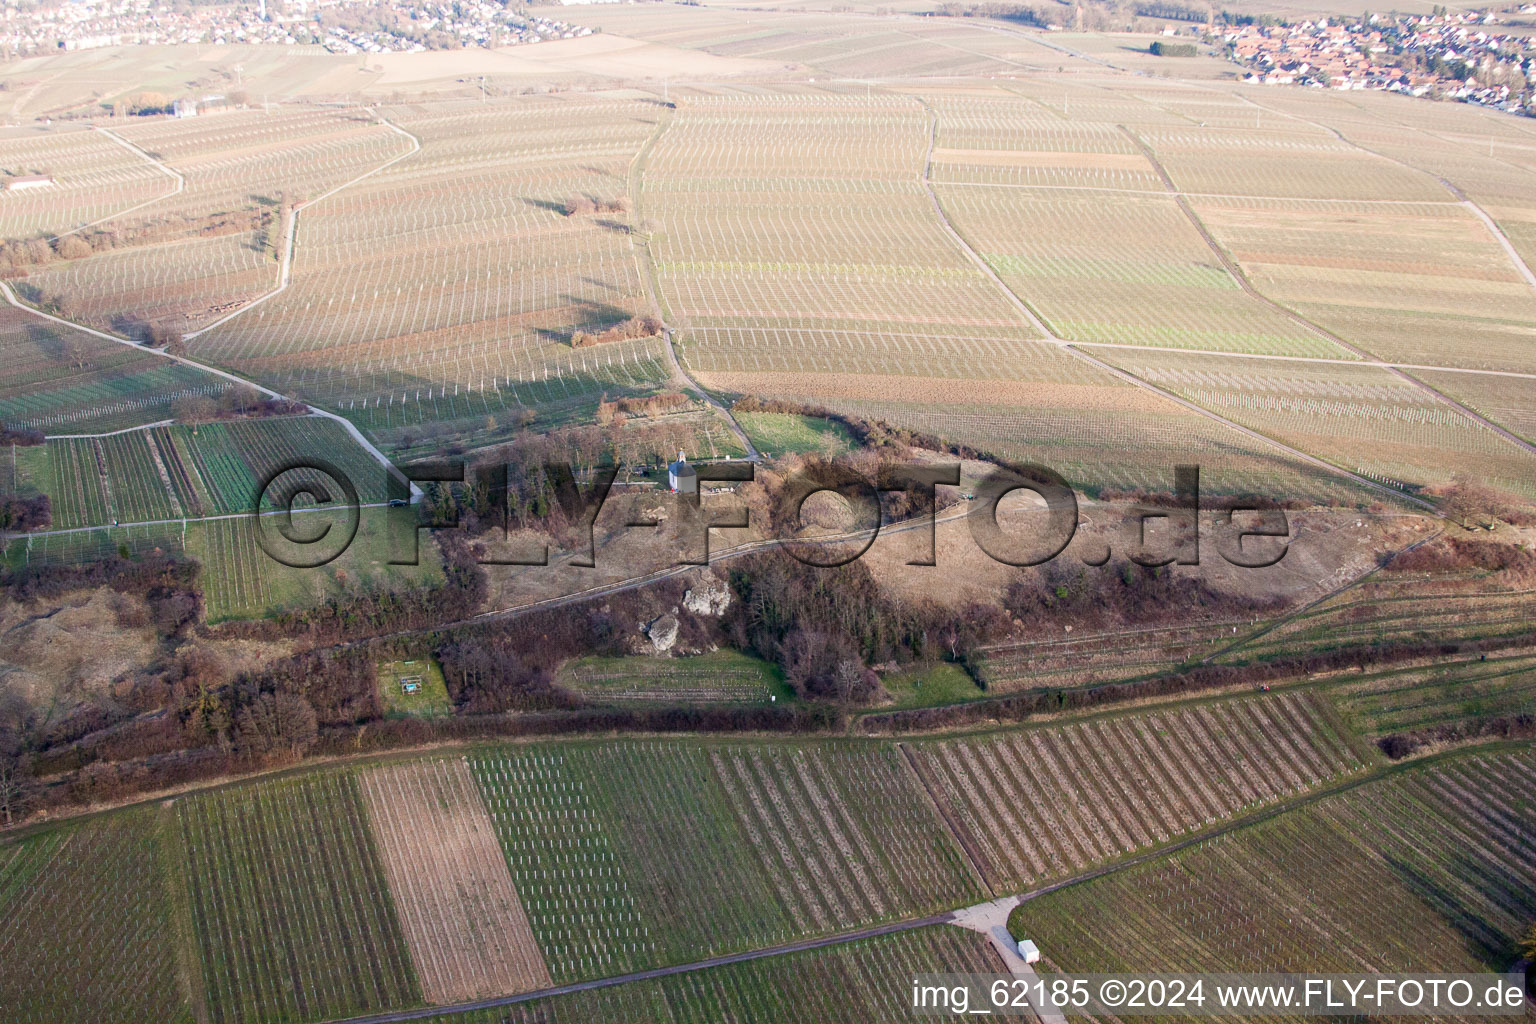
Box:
<box><xmin>667</xmin><ymin>450</ymin><xmax>697</xmax><ymax>494</ymax></box>
<box><xmin>4</xmin><ymin>174</ymin><xmax>54</xmax><ymax>191</ymax></box>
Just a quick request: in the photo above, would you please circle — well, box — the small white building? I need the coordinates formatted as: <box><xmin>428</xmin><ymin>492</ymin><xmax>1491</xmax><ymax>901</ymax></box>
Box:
<box><xmin>172</xmin><ymin>98</ymin><xmax>198</xmax><ymax>118</ymax></box>
<box><xmin>5</xmin><ymin>174</ymin><xmax>54</xmax><ymax>191</ymax></box>
<box><xmin>667</xmin><ymin>450</ymin><xmax>697</xmax><ymax>494</ymax></box>
<box><xmin>1018</xmin><ymin>939</ymin><xmax>1041</xmax><ymax>964</ymax></box>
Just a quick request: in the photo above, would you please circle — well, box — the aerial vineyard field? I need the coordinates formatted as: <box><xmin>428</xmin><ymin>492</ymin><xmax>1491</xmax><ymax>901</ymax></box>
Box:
<box><xmin>469</xmin><ymin>747</ymin><xmax>655</xmax><ymax>983</ymax></box>
<box><xmin>1191</xmin><ymin>195</ymin><xmax>1536</xmax><ymax>374</ymax></box>
<box><xmin>0</xmin><ymin>124</ymin><xmax>170</xmax><ymax>238</ymax></box>
<box><xmin>811</xmin><ymin>391</ymin><xmax>1374</xmax><ymax>503</ymax></box>
<box><xmin>1223</xmin><ymin>574</ymin><xmax>1536</xmax><ymax>663</ymax></box>
<box><xmin>359</xmin><ymin>759</ymin><xmax>551</xmax><ymax>1003</ymax></box>
<box><xmin>171</xmin><ymin>772</ymin><xmax>420</xmax><ymax>1024</ymax></box>
<box><xmin>1</xmin><ymin>520</ymin><xmax>182</xmax><ymax>569</ymax></box>
<box><xmin>926</xmin><ymin>95</ymin><xmax>1339</xmax><ymax>359</ymax></box>
<box><xmin>1415</xmin><ymin>369</ymin><xmax>1536</xmax><ymax>446</ymax></box>
<box><xmin>911</xmin><ymin>692</ymin><xmax>1365</xmax><ymax>892</ymax></box>
<box><xmin>31</xmin><ymin>110</ymin><xmax>419</xmax><ymax>334</ymax></box>
<box><xmin>649</xmin><ymin>91</ymin><xmax>1038</xmax><ymax>380</ymax></box>
<box><xmin>1328</xmin><ymin>650</ymin><xmax>1536</xmax><ymax>738</ymax></box>
<box><xmin>1241</xmin><ymin>85</ymin><xmax>1536</xmax><ymax>276</ymax></box>
<box><xmin>926</xmin><ymin>92</ymin><xmax>1167</xmax><ymax>191</ymax></box>
<box><xmin>410</xmin><ymin>925</ymin><xmax>1005</xmax><ymax>1024</ymax></box>
<box><xmin>0</xmin><ymin>306</ymin><xmax>228</xmax><ymax>434</ymax></box>
<box><xmin>189</xmin><ymin>97</ymin><xmax>672</xmax><ymax>439</ymax></box>
<box><xmin>0</xmin><ymin>808</ymin><xmax>191</xmax><ymax>1024</ymax></box>
<box><xmin>1013</xmin><ymin>749</ymin><xmax>1536</xmax><ymax>985</ymax></box>
<box><xmin>469</xmin><ymin>740</ymin><xmax>981</xmax><ymax>980</ymax></box>
<box><xmin>1098</xmin><ymin>347</ymin><xmax>1536</xmax><ymax>497</ymax></box>
<box><xmin>16</xmin><ymin>414</ymin><xmax>389</xmax><ymax>531</ymax></box>
<box><xmin>1133</xmin><ymin>122</ymin><xmax>1447</xmax><ymax>202</ymax></box>
<box><xmin>185</xmin><ymin>505</ymin><xmax>445</xmax><ymax>622</ymax></box>
<box><xmin>976</xmin><ymin>620</ymin><xmax>1264</xmax><ymax>691</ymax></box>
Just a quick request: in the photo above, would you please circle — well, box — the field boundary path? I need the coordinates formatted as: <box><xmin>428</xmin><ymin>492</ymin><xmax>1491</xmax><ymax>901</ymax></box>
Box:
<box><xmin>1230</xmin><ymin>91</ymin><xmax>1536</xmax><ymax>295</ymax></box>
<box><xmin>0</xmin><ymin>284</ymin><xmax>419</xmax><ymax>501</ymax></box>
<box><xmin>43</xmin><ymin>418</ymin><xmax>174</xmax><ymax>439</ymax></box>
<box><xmin>48</xmin><ymin>125</ymin><xmax>185</xmax><ymax>242</ymax></box>
<box><xmin>1</xmin><ymin>107</ymin><xmax>425</xmax><ymax>502</ymax></box>
<box><xmin>953</xmin><ymin>897</ymin><xmax>1069</xmax><ymax>1024</ymax></box>
<box><xmin>186</xmin><ymin>110</ymin><xmax>421</xmax><ymax>340</ymax></box>
<box><xmin>1120</xmin><ymin>123</ymin><xmax>1536</xmax><ymax>462</ymax></box>
<box><xmin>318</xmin><ymin>912</ymin><xmax>959</xmax><ymax>1024</ymax></box>
<box><xmin>1069</xmin><ymin>341</ymin><xmax>1536</xmax><ymax>383</ymax></box>
<box><xmin>626</xmin><ymin>107</ymin><xmax>761</xmax><ymax>461</ymax></box>
<box><xmin>909</xmin><ymin>98</ymin><xmax>1438</xmax><ymax>513</ymax></box>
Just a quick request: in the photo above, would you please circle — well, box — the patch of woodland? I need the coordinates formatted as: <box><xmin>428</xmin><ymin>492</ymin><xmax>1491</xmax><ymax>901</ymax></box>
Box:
<box><xmin>2</xmin><ymin>550</ymin><xmax>200</xmax><ymax>617</ymax></box>
<box><xmin>1377</xmin><ymin>714</ymin><xmax>1536</xmax><ymax>760</ymax></box>
<box><xmin>1429</xmin><ymin>475</ymin><xmax>1536</xmax><ymax>529</ymax></box>
<box><xmin>595</xmin><ymin>391</ymin><xmax>690</xmax><ymax>423</ymax></box>
<box><xmin>564</xmin><ymin>194</ymin><xmax>630</xmax><ymax>217</ymax></box>
<box><xmin>0</xmin><ymin>207</ymin><xmax>273</xmax><ymax>277</ymax></box>
<box><xmin>0</xmin><ymin>428</ymin><xmax>43</xmax><ymax>447</ymax></box>
<box><xmin>1386</xmin><ymin>534</ymin><xmax>1536</xmax><ymax>583</ymax></box>
<box><xmin>571</xmin><ymin>313</ymin><xmax>663</xmax><ymax>348</ymax></box>
<box><xmin>1000</xmin><ymin>560</ymin><xmax>1288</xmax><ymax>641</ymax></box>
<box><xmin>0</xmin><ymin>493</ymin><xmax>49</xmax><ymax>532</ymax></box>
<box><xmin>722</xmin><ymin>551</ymin><xmax>1005</xmax><ymax>703</ymax></box>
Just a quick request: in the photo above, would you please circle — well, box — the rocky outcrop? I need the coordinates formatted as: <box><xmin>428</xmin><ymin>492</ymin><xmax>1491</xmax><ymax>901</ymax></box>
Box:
<box><xmin>645</xmin><ymin>613</ymin><xmax>680</xmax><ymax>653</ymax></box>
<box><xmin>683</xmin><ymin>574</ymin><xmax>732</xmax><ymax>617</ymax></box>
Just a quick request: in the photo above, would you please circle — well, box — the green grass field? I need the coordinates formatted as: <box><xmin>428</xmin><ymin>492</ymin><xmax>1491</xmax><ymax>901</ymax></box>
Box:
<box><xmin>557</xmin><ymin>650</ymin><xmax>792</xmax><ymax>706</ymax></box>
<box><xmin>379</xmin><ymin>657</ymin><xmax>452</xmax><ymax>715</ymax></box>
<box><xmin>877</xmin><ymin>662</ymin><xmax>986</xmax><ymax>710</ymax></box>
<box><xmin>732</xmin><ymin>411</ymin><xmax>855</xmax><ymax>458</ymax></box>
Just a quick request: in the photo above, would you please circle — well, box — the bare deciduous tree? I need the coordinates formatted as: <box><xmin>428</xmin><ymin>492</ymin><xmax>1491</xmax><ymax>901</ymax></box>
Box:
<box><xmin>172</xmin><ymin>395</ymin><xmax>217</xmax><ymax>435</ymax></box>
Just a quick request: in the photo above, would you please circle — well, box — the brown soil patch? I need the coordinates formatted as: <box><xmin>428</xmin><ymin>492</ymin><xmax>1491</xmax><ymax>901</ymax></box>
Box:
<box><xmin>0</xmin><ymin>588</ymin><xmax>158</xmax><ymax>712</ymax></box>
<box><xmin>359</xmin><ymin>758</ymin><xmax>551</xmax><ymax>1002</ymax></box>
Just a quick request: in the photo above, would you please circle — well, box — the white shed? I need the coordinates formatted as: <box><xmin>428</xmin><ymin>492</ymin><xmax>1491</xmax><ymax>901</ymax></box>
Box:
<box><xmin>1018</xmin><ymin>938</ymin><xmax>1041</xmax><ymax>964</ymax></box>
<box><xmin>667</xmin><ymin>450</ymin><xmax>697</xmax><ymax>494</ymax></box>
